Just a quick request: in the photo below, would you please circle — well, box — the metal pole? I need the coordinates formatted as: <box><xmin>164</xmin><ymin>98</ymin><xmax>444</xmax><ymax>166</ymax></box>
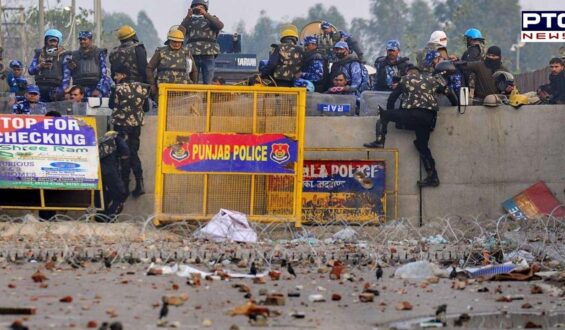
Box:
<box><xmin>516</xmin><ymin>46</ymin><xmax>520</xmax><ymax>73</ymax></box>
<box><xmin>70</xmin><ymin>0</ymin><xmax>76</xmax><ymax>50</ymax></box>
<box><xmin>39</xmin><ymin>0</ymin><xmax>44</xmax><ymax>43</ymax></box>
<box><xmin>0</xmin><ymin>0</ymin><xmax>4</xmax><ymax>48</ymax></box>
<box><xmin>20</xmin><ymin>7</ymin><xmax>27</xmax><ymax>66</ymax></box>
<box><xmin>95</xmin><ymin>0</ymin><xmax>101</xmax><ymax>46</ymax></box>
<box><xmin>419</xmin><ymin>157</ymin><xmax>423</xmax><ymax>227</ymax></box>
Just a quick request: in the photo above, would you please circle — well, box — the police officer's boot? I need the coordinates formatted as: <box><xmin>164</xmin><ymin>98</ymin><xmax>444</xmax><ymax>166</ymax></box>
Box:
<box><xmin>132</xmin><ymin>178</ymin><xmax>145</xmax><ymax>197</ymax></box>
<box><xmin>363</xmin><ymin>119</ymin><xmax>387</xmax><ymax>148</ymax></box>
<box><xmin>418</xmin><ymin>157</ymin><xmax>440</xmax><ymax>188</ymax></box>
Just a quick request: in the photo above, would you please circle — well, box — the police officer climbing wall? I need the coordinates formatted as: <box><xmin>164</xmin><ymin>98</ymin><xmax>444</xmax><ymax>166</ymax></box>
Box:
<box><xmin>364</xmin><ymin>62</ymin><xmax>458</xmax><ymax>188</ymax></box>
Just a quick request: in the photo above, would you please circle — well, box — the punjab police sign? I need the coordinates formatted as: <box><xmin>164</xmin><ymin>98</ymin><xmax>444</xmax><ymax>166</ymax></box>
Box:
<box><xmin>162</xmin><ymin>133</ymin><xmax>298</xmax><ymax>174</ymax></box>
<box><xmin>522</xmin><ymin>11</ymin><xmax>565</xmax><ymax>42</ymax></box>
<box><xmin>0</xmin><ymin>115</ymin><xmax>99</xmax><ymax>189</ymax></box>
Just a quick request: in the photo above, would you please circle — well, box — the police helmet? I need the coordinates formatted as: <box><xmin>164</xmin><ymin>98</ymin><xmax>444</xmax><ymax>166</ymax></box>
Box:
<box><xmin>191</xmin><ymin>0</ymin><xmax>209</xmax><ymax>10</ymax></box>
<box><xmin>9</xmin><ymin>60</ymin><xmax>23</xmax><ymax>69</ymax></box>
<box><xmin>44</xmin><ymin>29</ymin><xmax>63</xmax><ymax>43</ymax></box>
<box><xmin>483</xmin><ymin>94</ymin><xmax>502</xmax><ymax>107</ymax></box>
<box><xmin>464</xmin><ymin>28</ymin><xmax>483</xmax><ymax>40</ymax></box>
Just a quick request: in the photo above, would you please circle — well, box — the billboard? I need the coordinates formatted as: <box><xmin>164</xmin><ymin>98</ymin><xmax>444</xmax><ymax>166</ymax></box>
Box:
<box><xmin>0</xmin><ymin>115</ymin><xmax>99</xmax><ymax>190</ymax></box>
<box><xmin>268</xmin><ymin>160</ymin><xmax>386</xmax><ymax>222</ymax></box>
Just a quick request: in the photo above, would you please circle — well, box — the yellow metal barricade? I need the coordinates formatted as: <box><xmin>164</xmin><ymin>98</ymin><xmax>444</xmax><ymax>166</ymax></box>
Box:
<box><xmin>154</xmin><ymin>84</ymin><xmax>306</xmax><ymax>227</ymax></box>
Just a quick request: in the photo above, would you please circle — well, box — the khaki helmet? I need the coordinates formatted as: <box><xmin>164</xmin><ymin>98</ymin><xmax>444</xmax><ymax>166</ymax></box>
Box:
<box><xmin>279</xmin><ymin>24</ymin><xmax>299</xmax><ymax>41</ymax></box>
<box><xmin>104</xmin><ymin>130</ymin><xmax>118</xmax><ymax>137</ymax></box>
<box><xmin>167</xmin><ymin>29</ymin><xmax>185</xmax><ymax>42</ymax></box>
<box><xmin>483</xmin><ymin>94</ymin><xmax>502</xmax><ymax>107</ymax></box>
<box><xmin>116</xmin><ymin>25</ymin><xmax>136</xmax><ymax>41</ymax></box>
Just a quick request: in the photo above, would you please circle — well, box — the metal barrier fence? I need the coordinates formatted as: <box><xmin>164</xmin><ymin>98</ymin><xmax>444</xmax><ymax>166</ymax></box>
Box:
<box><xmin>303</xmin><ymin>148</ymin><xmax>399</xmax><ymax>223</ymax></box>
<box><xmin>154</xmin><ymin>84</ymin><xmax>306</xmax><ymax>227</ymax></box>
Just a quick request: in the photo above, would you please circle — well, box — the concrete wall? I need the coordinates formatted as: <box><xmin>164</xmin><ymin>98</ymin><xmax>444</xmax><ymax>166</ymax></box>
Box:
<box><xmin>125</xmin><ymin>105</ymin><xmax>565</xmax><ymax>220</ymax></box>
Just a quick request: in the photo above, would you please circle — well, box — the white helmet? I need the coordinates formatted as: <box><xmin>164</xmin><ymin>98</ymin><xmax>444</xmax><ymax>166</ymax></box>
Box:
<box><xmin>429</xmin><ymin>31</ymin><xmax>448</xmax><ymax>47</ymax></box>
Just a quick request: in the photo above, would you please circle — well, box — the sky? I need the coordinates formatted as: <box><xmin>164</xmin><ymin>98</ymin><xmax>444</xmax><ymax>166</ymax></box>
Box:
<box><xmin>64</xmin><ymin>0</ymin><xmax>564</xmax><ymax>40</ymax></box>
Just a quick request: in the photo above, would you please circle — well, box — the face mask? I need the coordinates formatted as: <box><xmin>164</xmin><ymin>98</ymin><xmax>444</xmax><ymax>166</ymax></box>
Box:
<box><xmin>335</xmin><ymin>50</ymin><xmax>347</xmax><ymax>59</ymax></box>
<box><xmin>484</xmin><ymin>57</ymin><xmax>501</xmax><ymax>71</ymax></box>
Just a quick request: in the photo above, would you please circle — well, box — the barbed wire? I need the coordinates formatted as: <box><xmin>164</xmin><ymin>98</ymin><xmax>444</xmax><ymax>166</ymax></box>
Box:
<box><xmin>0</xmin><ymin>209</ymin><xmax>563</xmax><ymax>272</ymax></box>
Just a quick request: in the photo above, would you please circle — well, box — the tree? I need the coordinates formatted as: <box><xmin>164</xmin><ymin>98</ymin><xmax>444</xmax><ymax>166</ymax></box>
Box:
<box><xmin>291</xmin><ymin>4</ymin><xmax>348</xmax><ymax>32</ymax></box>
<box><xmin>405</xmin><ymin>0</ymin><xmax>440</xmax><ymax>60</ymax></box>
<box><xmin>352</xmin><ymin>0</ymin><xmax>409</xmax><ymax>63</ymax></box>
<box><xmin>244</xmin><ymin>10</ymin><xmax>279</xmax><ymax>60</ymax></box>
<box><xmin>135</xmin><ymin>11</ymin><xmax>162</xmax><ymax>53</ymax></box>
<box><xmin>433</xmin><ymin>0</ymin><xmax>559</xmax><ymax>72</ymax></box>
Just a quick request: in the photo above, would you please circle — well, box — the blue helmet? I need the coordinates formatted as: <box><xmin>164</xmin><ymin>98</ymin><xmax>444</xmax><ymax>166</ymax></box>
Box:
<box><xmin>386</xmin><ymin>39</ymin><xmax>400</xmax><ymax>51</ymax></box>
<box><xmin>464</xmin><ymin>28</ymin><xmax>483</xmax><ymax>40</ymax></box>
<box><xmin>26</xmin><ymin>85</ymin><xmax>40</xmax><ymax>94</ymax></box>
<box><xmin>303</xmin><ymin>35</ymin><xmax>318</xmax><ymax>46</ymax></box>
<box><xmin>333</xmin><ymin>41</ymin><xmax>349</xmax><ymax>50</ymax></box>
<box><xmin>44</xmin><ymin>29</ymin><xmax>63</xmax><ymax>43</ymax></box>
<box><xmin>9</xmin><ymin>60</ymin><xmax>23</xmax><ymax>69</ymax></box>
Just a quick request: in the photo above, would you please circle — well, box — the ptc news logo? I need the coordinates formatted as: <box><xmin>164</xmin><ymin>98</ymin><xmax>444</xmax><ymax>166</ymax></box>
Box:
<box><xmin>522</xmin><ymin>11</ymin><xmax>565</xmax><ymax>42</ymax></box>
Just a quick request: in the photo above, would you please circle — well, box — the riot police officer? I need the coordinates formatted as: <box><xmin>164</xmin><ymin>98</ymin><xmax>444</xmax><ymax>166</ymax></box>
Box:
<box><xmin>28</xmin><ymin>29</ymin><xmax>71</xmax><ymax>102</ymax></box>
<box><xmin>69</xmin><ymin>31</ymin><xmax>112</xmax><ymax>98</ymax></box>
<box><xmin>364</xmin><ymin>62</ymin><xmax>458</xmax><ymax>187</ymax></box>
<box><xmin>259</xmin><ymin>24</ymin><xmax>304</xmax><ymax>87</ymax></box>
<box><xmin>178</xmin><ymin>0</ymin><xmax>224</xmax><ymax>84</ymax></box>
<box><xmin>6</xmin><ymin>60</ymin><xmax>28</xmax><ymax>100</ymax></box>
<box><xmin>109</xmin><ymin>25</ymin><xmax>148</xmax><ymax>84</ymax></box>
<box><xmin>98</xmin><ymin>131</ymin><xmax>130</xmax><ymax>219</ymax></box>
<box><xmin>146</xmin><ymin>29</ymin><xmax>198</xmax><ymax>97</ymax></box>
<box><xmin>110</xmin><ymin>65</ymin><xmax>151</xmax><ymax>197</ymax></box>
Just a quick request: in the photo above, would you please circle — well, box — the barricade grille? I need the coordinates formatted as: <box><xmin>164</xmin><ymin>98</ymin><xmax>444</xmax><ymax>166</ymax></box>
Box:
<box><xmin>155</xmin><ymin>84</ymin><xmax>306</xmax><ymax>226</ymax></box>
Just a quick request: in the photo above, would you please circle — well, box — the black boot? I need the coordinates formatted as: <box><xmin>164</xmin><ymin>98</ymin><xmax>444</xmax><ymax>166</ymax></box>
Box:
<box><xmin>364</xmin><ymin>118</ymin><xmax>387</xmax><ymax>148</ymax></box>
<box><xmin>364</xmin><ymin>134</ymin><xmax>386</xmax><ymax>148</ymax></box>
<box><xmin>418</xmin><ymin>157</ymin><xmax>440</xmax><ymax>187</ymax></box>
<box><xmin>418</xmin><ymin>170</ymin><xmax>440</xmax><ymax>187</ymax></box>
<box><xmin>132</xmin><ymin>178</ymin><xmax>145</xmax><ymax>197</ymax></box>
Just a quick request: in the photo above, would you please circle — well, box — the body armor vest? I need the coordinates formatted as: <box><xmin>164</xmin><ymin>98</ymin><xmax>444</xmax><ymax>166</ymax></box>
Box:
<box><xmin>71</xmin><ymin>47</ymin><xmax>104</xmax><ymax>87</ymax></box>
<box><xmin>186</xmin><ymin>17</ymin><xmax>220</xmax><ymax>56</ymax></box>
<box><xmin>156</xmin><ymin>47</ymin><xmax>193</xmax><ymax>84</ymax></box>
<box><xmin>273</xmin><ymin>43</ymin><xmax>303</xmax><ymax>82</ymax></box>
<box><xmin>109</xmin><ymin>42</ymin><xmax>143</xmax><ymax>82</ymax></box>
<box><xmin>34</xmin><ymin>48</ymin><xmax>69</xmax><ymax>88</ymax></box>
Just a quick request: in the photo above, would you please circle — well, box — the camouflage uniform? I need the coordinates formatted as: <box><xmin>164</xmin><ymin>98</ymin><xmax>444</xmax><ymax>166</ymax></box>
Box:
<box><xmin>366</xmin><ymin>71</ymin><xmax>458</xmax><ymax>187</ymax></box>
<box><xmin>416</xmin><ymin>44</ymin><xmax>449</xmax><ymax>74</ymax></box>
<box><xmin>146</xmin><ymin>46</ymin><xmax>197</xmax><ymax>87</ymax></box>
<box><xmin>179</xmin><ymin>12</ymin><xmax>224</xmax><ymax>84</ymax></box>
<box><xmin>28</xmin><ymin>48</ymin><xmax>72</xmax><ymax>102</ymax></box>
<box><xmin>318</xmin><ymin>31</ymin><xmax>363</xmax><ymax>63</ymax></box>
<box><xmin>109</xmin><ymin>40</ymin><xmax>148</xmax><ymax>83</ymax></box>
<box><xmin>260</xmin><ymin>42</ymin><xmax>304</xmax><ymax>87</ymax></box>
<box><xmin>111</xmin><ymin>81</ymin><xmax>150</xmax><ymax>193</ymax></box>
<box><xmin>98</xmin><ymin>133</ymin><xmax>129</xmax><ymax>217</ymax></box>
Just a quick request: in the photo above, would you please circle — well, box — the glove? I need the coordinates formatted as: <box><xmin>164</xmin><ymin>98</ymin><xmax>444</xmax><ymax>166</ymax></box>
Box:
<box><xmin>329</xmin><ymin>87</ymin><xmax>344</xmax><ymax>93</ymax></box>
